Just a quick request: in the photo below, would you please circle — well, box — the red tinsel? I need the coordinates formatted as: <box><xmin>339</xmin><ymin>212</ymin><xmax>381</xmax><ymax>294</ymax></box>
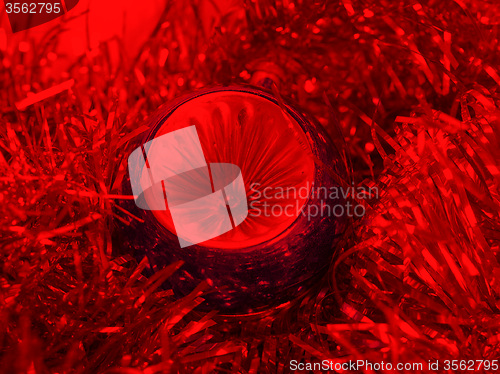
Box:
<box><xmin>1</xmin><ymin>0</ymin><xmax>500</xmax><ymax>372</ymax></box>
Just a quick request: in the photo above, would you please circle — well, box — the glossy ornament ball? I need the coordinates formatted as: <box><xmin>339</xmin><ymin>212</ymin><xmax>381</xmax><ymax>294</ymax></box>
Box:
<box><xmin>119</xmin><ymin>86</ymin><xmax>346</xmax><ymax>314</ymax></box>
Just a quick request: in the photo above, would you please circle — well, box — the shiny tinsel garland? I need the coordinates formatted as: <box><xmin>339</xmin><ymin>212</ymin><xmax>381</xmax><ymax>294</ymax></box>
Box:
<box><xmin>1</xmin><ymin>0</ymin><xmax>499</xmax><ymax>372</ymax></box>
